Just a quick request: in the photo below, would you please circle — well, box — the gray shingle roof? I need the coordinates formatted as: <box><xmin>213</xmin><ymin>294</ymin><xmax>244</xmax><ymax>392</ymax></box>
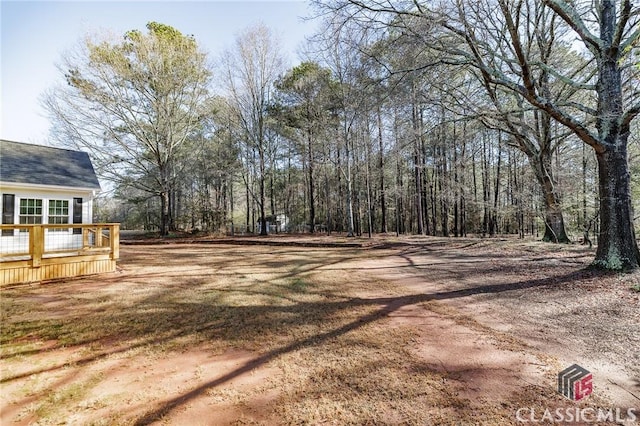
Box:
<box><xmin>0</xmin><ymin>140</ymin><xmax>100</xmax><ymax>190</ymax></box>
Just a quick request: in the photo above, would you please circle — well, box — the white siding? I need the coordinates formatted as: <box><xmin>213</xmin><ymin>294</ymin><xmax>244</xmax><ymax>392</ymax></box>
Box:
<box><xmin>0</xmin><ymin>185</ymin><xmax>97</xmax><ymax>255</ymax></box>
<box><xmin>0</xmin><ymin>187</ymin><xmax>95</xmax><ymax>226</ymax></box>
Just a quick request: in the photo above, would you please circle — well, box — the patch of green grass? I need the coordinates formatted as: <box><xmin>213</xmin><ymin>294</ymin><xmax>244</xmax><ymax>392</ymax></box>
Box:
<box><xmin>631</xmin><ymin>283</ymin><xmax>640</xmax><ymax>293</ymax></box>
<box><xmin>288</xmin><ymin>277</ymin><xmax>309</xmax><ymax>293</ymax></box>
<box><xmin>35</xmin><ymin>373</ymin><xmax>103</xmax><ymax>419</ymax></box>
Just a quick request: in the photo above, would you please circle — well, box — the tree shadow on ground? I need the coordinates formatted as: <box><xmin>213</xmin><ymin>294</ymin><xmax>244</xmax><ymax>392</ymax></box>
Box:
<box><xmin>131</xmin><ymin>269</ymin><xmax>605</xmax><ymax>424</ymax></box>
<box><xmin>0</xmin><ymin>243</ymin><xmax>615</xmax><ymax>424</ymax></box>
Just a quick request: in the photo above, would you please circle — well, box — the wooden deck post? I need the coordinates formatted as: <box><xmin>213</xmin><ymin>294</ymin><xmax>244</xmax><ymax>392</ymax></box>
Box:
<box><xmin>82</xmin><ymin>227</ymin><xmax>89</xmax><ymax>249</ymax></box>
<box><xmin>110</xmin><ymin>224</ymin><xmax>120</xmax><ymax>260</ymax></box>
<box><xmin>95</xmin><ymin>227</ymin><xmax>103</xmax><ymax>247</ymax></box>
<box><xmin>30</xmin><ymin>225</ymin><xmax>44</xmax><ymax>268</ymax></box>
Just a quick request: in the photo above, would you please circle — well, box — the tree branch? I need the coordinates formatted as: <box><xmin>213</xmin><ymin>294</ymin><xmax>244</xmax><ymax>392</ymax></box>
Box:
<box><xmin>622</xmin><ymin>101</ymin><xmax>640</xmax><ymax>128</ymax></box>
<box><xmin>542</xmin><ymin>0</ymin><xmax>603</xmax><ymax>54</ymax></box>
<box><xmin>613</xmin><ymin>0</ymin><xmax>632</xmax><ymax>49</ymax></box>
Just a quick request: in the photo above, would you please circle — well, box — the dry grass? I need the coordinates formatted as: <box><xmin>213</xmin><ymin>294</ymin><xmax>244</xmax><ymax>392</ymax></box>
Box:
<box><xmin>1</xmin><ymin>240</ymin><xmax>636</xmax><ymax>425</ymax></box>
<box><xmin>1</xmin><ymin>245</ymin><xmax>452</xmax><ymax>424</ymax></box>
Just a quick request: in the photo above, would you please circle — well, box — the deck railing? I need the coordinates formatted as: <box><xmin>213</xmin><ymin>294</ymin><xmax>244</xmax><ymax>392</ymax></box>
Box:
<box><xmin>0</xmin><ymin>223</ymin><xmax>119</xmax><ymax>285</ymax></box>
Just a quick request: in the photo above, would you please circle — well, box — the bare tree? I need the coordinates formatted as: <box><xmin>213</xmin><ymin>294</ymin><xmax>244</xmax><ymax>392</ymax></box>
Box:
<box><xmin>44</xmin><ymin>22</ymin><xmax>211</xmax><ymax>235</ymax></box>
<box><xmin>320</xmin><ymin>0</ymin><xmax>640</xmax><ymax>269</ymax></box>
<box><xmin>313</xmin><ymin>16</ymin><xmax>393</xmax><ymax>236</ymax></box>
<box><xmin>487</xmin><ymin>0</ymin><xmax>640</xmax><ymax>268</ymax></box>
<box><xmin>221</xmin><ymin>24</ymin><xmax>285</xmax><ymax>235</ymax></box>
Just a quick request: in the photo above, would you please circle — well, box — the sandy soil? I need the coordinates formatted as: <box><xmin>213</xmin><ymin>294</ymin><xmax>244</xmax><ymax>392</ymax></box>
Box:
<box><xmin>359</xmin><ymin>238</ymin><xmax>640</xmax><ymax>408</ymax></box>
<box><xmin>1</xmin><ymin>236</ymin><xmax>638</xmax><ymax>425</ymax></box>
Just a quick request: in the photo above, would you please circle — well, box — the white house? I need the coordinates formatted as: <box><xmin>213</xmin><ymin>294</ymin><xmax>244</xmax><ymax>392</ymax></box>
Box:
<box><xmin>0</xmin><ymin>140</ymin><xmax>101</xmax><ymax>253</ymax></box>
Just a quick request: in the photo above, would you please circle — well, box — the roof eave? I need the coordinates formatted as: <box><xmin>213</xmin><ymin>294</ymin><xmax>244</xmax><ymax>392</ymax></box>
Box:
<box><xmin>0</xmin><ymin>180</ymin><xmax>101</xmax><ymax>194</ymax></box>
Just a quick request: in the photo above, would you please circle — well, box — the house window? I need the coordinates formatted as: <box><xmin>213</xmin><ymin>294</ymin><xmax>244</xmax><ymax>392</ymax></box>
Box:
<box><xmin>48</xmin><ymin>200</ymin><xmax>69</xmax><ymax>231</ymax></box>
<box><xmin>19</xmin><ymin>198</ymin><xmax>43</xmax><ymax>225</ymax></box>
<box><xmin>73</xmin><ymin>198</ymin><xmax>83</xmax><ymax>234</ymax></box>
<box><xmin>2</xmin><ymin>194</ymin><xmax>15</xmax><ymax>236</ymax></box>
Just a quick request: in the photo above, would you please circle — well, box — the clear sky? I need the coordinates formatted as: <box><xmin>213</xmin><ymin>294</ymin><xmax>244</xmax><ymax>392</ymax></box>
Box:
<box><xmin>0</xmin><ymin>0</ymin><xmax>319</xmax><ymax>145</ymax></box>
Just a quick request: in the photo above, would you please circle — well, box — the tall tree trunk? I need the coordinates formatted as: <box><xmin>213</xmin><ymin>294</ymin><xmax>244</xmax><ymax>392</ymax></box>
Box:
<box><xmin>453</xmin><ymin>123</ymin><xmax>459</xmax><ymax>237</ymax></box>
<box><xmin>395</xmin><ymin>154</ymin><xmax>402</xmax><ymax>236</ymax></box>
<box><xmin>413</xmin><ymin>147</ymin><xmax>424</xmax><ymax>235</ymax></box>
<box><xmin>160</xmin><ymin>190</ymin><xmax>169</xmax><ymax>236</ymax></box>
<box><xmin>259</xmin><ymin>143</ymin><xmax>267</xmax><ymax>236</ymax></box>
<box><xmin>366</xmin><ymin>170</ymin><xmax>373</xmax><ymax>238</ymax></box>
<box><xmin>345</xmin><ymin>137</ymin><xmax>355</xmax><ymax>237</ymax></box>
<box><xmin>308</xmin><ymin>130</ymin><xmax>316</xmax><ymax>233</ymax></box>
<box><xmin>245</xmin><ymin>178</ymin><xmax>251</xmax><ymax>234</ymax></box>
<box><xmin>366</xmin><ymin>132</ymin><xmax>373</xmax><ymax>239</ymax></box>
<box><xmin>440</xmin><ymin>142</ymin><xmax>449</xmax><ymax>237</ymax></box>
<box><xmin>589</xmin><ymin>0</ymin><xmax>640</xmax><ymax>269</ymax></box>
<box><xmin>482</xmin><ymin>133</ymin><xmax>490</xmax><ymax>237</ymax></box>
<box><xmin>428</xmin><ymin>169</ymin><xmax>436</xmax><ymax>236</ymax></box>
<box><xmin>412</xmin><ymin>92</ymin><xmax>425</xmax><ymax>235</ymax></box>
<box><xmin>377</xmin><ymin>106</ymin><xmax>387</xmax><ymax>233</ymax></box>
<box><xmin>168</xmin><ymin>189</ymin><xmax>175</xmax><ymax>232</ymax></box>
<box><xmin>594</xmin><ymin>134</ymin><xmax>639</xmax><ymax>269</ymax></box>
<box><xmin>270</xmin><ymin>162</ymin><xmax>276</xmax><ymax>218</ymax></box>
<box><xmin>325</xmin><ymin>171</ymin><xmax>331</xmax><ymax>235</ymax></box>
<box><xmin>582</xmin><ymin>143</ymin><xmax>588</xmax><ymax>235</ymax></box>
<box><xmin>158</xmin><ymin>162</ymin><xmax>171</xmax><ymax>236</ymax></box>
<box><xmin>394</xmin><ymin>111</ymin><xmax>405</xmax><ymax>235</ymax></box>
<box><xmin>529</xmin><ymin>151</ymin><xmax>570</xmax><ymax>243</ymax></box>
<box><xmin>229</xmin><ymin>174</ymin><xmax>235</xmax><ymax>236</ymax></box>
<box><xmin>336</xmin><ymin>133</ymin><xmax>344</xmax><ymax>233</ymax></box>
<box><xmin>491</xmin><ymin>135</ymin><xmax>502</xmax><ymax>236</ymax></box>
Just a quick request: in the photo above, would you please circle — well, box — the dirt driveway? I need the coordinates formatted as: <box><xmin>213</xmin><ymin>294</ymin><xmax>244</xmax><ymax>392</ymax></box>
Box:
<box><xmin>1</xmin><ymin>237</ymin><xmax>639</xmax><ymax>425</ymax></box>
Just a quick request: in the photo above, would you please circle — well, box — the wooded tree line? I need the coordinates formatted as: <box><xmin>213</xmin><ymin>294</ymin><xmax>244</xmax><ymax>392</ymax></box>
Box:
<box><xmin>45</xmin><ymin>0</ymin><xmax>640</xmax><ymax>269</ymax></box>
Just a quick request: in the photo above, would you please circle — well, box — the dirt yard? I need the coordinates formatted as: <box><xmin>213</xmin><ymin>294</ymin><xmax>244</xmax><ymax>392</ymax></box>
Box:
<box><xmin>1</xmin><ymin>236</ymin><xmax>639</xmax><ymax>425</ymax></box>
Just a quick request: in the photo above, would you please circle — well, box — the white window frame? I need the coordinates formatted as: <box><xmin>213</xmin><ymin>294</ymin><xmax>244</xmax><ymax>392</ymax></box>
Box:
<box><xmin>48</xmin><ymin>199</ymin><xmax>70</xmax><ymax>232</ymax></box>
<box><xmin>19</xmin><ymin>198</ymin><xmax>43</xmax><ymax>226</ymax></box>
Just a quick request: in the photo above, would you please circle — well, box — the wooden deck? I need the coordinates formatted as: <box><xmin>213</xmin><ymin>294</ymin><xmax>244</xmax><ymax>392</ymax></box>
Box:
<box><xmin>0</xmin><ymin>224</ymin><xmax>119</xmax><ymax>285</ymax></box>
